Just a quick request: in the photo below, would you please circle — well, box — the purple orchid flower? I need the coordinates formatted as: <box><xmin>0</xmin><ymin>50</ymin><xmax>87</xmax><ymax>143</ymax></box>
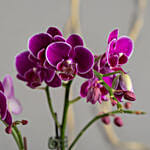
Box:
<box><xmin>0</xmin><ymin>75</ymin><xmax>22</xmax><ymax>125</ymax></box>
<box><xmin>15</xmin><ymin>27</ymin><xmax>64</xmax><ymax>88</ymax></box>
<box><xmin>107</xmin><ymin>29</ymin><xmax>133</xmax><ymax>67</ymax></box>
<box><xmin>15</xmin><ymin>51</ymin><xmax>61</xmax><ymax>88</ymax></box>
<box><xmin>46</xmin><ymin>34</ymin><xmax>94</xmax><ymax>81</ymax></box>
<box><xmin>16</xmin><ymin>27</ymin><xmax>94</xmax><ymax>88</ymax></box>
<box><xmin>80</xmin><ymin>77</ymin><xmax>111</xmax><ymax>104</ymax></box>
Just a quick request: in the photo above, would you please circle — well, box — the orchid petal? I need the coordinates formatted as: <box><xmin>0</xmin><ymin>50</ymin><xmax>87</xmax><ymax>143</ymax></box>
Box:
<box><xmin>0</xmin><ymin>81</ymin><xmax>4</xmax><ymax>92</ymax></box>
<box><xmin>0</xmin><ymin>91</ymin><xmax>7</xmax><ymax>120</ymax></box>
<box><xmin>74</xmin><ymin>46</ymin><xmax>94</xmax><ymax>73</ymax></box>
<box><xmin>80</xmin><ymin>81</ymin><xmax>90</xmax><ymax>97</ymax></box>
<box><xmin>15</xmin><ymin>51</ymin><xmax>35</xmax><ymax>76</ymax></box>
<box><xmin>46</xmin><ymin>42</ymin><xmax>71</xmax><ymax>67</ymax></box>
<box><xmin>66</xmin><ymin>34</ymin><xmax>83</xmax><ymax>48</ymax></box>
<box><xmin>3</xmin><ymin>75</ymin><xmax>14</xmax><ymax>99</ymax></box>
<box><xmin>115</xmin><ymin>36</ymin><xmax>133</xmax><ymax>57</ymax></box>
<box><xmin>29</xmin><ymin>33</ymin><xmax>52</xmax><ymax>57</ymax></box>
<box><xmin>4</xmin><ymin>111</ymin><xmax>12</xmax><ymax>125</ymax></box>
<box><xmin>78</xmin><ymin>69</ymin><xmax>94</xmax><ymax>79</ymax></box>
<box><xmin>108</xmin><ymin>29</ymin><xmax>118</xmax><ymax>44</ymax></box>
<box><xmin>46</xmin><ymin>74</ymin><xmax>61</xmax><ymax>88</ymax></box>
<box><xmin>54</xmin><ymin>35</ymin><xmax>65</xmax><ymax>42</ymax></box>
<box><xmin>8</xmin><ymin>97</ymin><xmax>22</xmax><ymax>115</ymax></box>
<box><xmin>47</xmin><ymin>27</ymin><xmax>62</xmax><ymax>37</ymax></box>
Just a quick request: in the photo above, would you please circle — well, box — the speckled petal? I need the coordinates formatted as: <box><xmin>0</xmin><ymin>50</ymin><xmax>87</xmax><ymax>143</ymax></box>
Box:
<box><xmin>29</xmin><ymin>33</ymin><xmax>52</xmax><ymax>56</ymax></box>
<box><xmin>15</xmin><ymin>51</ymin><xmax>35</xmax><ymax>76</ymax></box>
<box><xmin>78</xmin><ymin>69</ymin><xmax>94</xmax><ymax>79</ymax></box>
<box><xmin>108</xmin><ymin>29</ymin><xmax>118</xmax><ymax>44</ymax></box>
<box><xmin>74</xmin><ymin>46</ymin><xmax>94</xmax><ymax>74</ymax></box>
<box><xmin>47</xmin><ymin>27</ymin><xmax>62</xmax><ymax>37</ymax></box>
<box><xmin>46</xmin><ymin>74</ymin><xmax>61</xmax><ymax>88</ymax></box>
<box><xmin>3</xmin><ymin>75</ymin><xmax>14</xmax><ymax>99</ymax></box>
<box><xmin>115</xmin><ymin>36</ymin><xmax>133</xmax><ymax>57</ymax></box>
<box><xmin>0</xmin><ymin>91</ymin><xmax>7</xmax><ymax>120</ymax></box>
<box><xmin>66</xmin><ymin>34</ymin><xmax>83</xmax><ymax>48</ymax></box>
<box><xmin>80</xmin><ymin>81</ymin><xmax>90</xmax><ymax>97</ymax></box>
<box><xmin>4</xmin><ymin>111</ymin><xmax>12</xmax><ymax>125</ymax></box>
<box><xmin>46</xmin><ymin>42</ymin><xmax>71</xmax><ymax>67</ymax></box>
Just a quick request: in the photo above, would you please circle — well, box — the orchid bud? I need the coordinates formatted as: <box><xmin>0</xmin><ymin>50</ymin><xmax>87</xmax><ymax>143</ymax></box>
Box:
<box><xmin>5</xmin><ymin>126</ymin><xmax>12</xmax><ymax>134</ymax></box>
<box><xmin>124</xmin><ymin>91</ymin><xmax>136</xmax><ymax>101</ymax></box>
<box><xmin>21</xmin><ymin>120</ymin><xmax>28</xmax><ymax>125</ymax></box>
<box><xmin>101</xmin><ymin>116</ymin><xmax>111</xmax><ymax>125</ymax></box>
<box><xmin>119</xmin><ymin>73</ymin><xmax>133</xmax><ymax>91</ymax></box>
<box><xmin>114</xmin><ymin>116</ymin><xmax>123</xmax><ymax>127</ymax></box>
<box><xmin>124</xmin><ymin>102</ymin><xmax>132</xmax><ymax>109</ymax></box>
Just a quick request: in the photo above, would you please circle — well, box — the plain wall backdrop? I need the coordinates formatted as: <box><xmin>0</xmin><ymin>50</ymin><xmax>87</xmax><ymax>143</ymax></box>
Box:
<box><xmin>0</xmin><ymin>0</ymin><xmax>150</xmax><ymax>150</ymax></box>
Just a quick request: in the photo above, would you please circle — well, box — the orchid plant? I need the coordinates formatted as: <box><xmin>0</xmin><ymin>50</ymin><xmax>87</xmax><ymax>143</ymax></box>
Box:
<box><xmin>0</xmin><ymin>27</ymin><xmax>145</xmax><ymax>150</ymax></box>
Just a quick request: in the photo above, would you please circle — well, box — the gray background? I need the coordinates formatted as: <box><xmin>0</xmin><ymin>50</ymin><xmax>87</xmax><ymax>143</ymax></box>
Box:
<box><xmin>0</xmin><ymin>0</ymin><xmax>150</xmax><ymax>150</ymax></box>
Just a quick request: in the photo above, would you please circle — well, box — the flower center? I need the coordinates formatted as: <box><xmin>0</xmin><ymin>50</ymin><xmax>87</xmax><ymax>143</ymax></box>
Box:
<box><xmin>57</xmin><ymin>59</ymin><xmax>76</xmax><ymax>80</ymax></box>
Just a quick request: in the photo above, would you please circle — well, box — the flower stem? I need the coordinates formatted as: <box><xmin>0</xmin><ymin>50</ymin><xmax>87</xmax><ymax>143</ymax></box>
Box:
<box><xmin>12</xmin><ymin>125</ymin><xmax>24</xmax><ymax>150</ymax></box>
<box><xmin>61</xmin><ymin>80</ymin><xmax>72</xmax><ymax>150</ymax></box>
<box><xmin>103</xmin><ymin>71</ymin><xmax>123</xmax><ymax>77</ymax></box>
<box><xmin>68</xmin><ymin>109</ymin><xmax>146</xmax><ymax>150</ymax></box>
<box><xmin>45</xmin><ymin>86</ymin><xmax>60</xmax><ymax>128</ymax></box>
<box><xmin>69</xmin><ymin>96</ymin><xmax>81</xmax><ymax>104</ymax></box>
<box><xmin>11</xmin><ymin>127</ymin><xmax>22</xmax><ymax>150</ymax></box>
<box><xmin>94</xmin><ymin>70</ymin><xmax>113</xmax><ymax>95</ymax></box>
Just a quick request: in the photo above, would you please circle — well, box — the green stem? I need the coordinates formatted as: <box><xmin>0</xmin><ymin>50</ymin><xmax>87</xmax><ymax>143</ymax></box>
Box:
<box><xmin>69</xmin><ymin>96</ymin><xmax>81</xmax><ymax>104</ymax></box>
<box><xmin>61</xmin><ymin>80</ymin><xmax>72</xmax><ymax>150</ymax></box>
<box><xmin>13</xmin><ymin>126</ymin><xmax>24</xmax><ymax>150</ymax></box>
<box><xmin>94</xmin><ymin>70</ymin><xmax>122</xmax><ymax>107</ymax></box>
<box><xmin>103</xmin><ymin>71</ymin><xmax>123</xmax><ymax>77</ymax></box>
<box><xmin>68</xmin><ymin>109</ymin><xmax>146</xmax><ymax>150</ymax></box>
<box><xmin>1</xmin><ymin>119</ymin><xmax>24</xmax><ymax>150</ymax></box>
<box><xmin>45</xmin><ymin>86</ymin><xmax>60</xmax><ymax>128</ymax></box>
<box><xmin>94</xmin><ymin>70</ymin><xmax>113</xmax><ymax>95</ymax></box>
<box><xmin>11</xmin><ymin>127</ymin><xmax>22</xmax><ymax>150</ymax></box>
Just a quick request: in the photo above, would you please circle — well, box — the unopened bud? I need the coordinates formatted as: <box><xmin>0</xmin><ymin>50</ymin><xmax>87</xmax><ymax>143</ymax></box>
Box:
<box><xmin>101</xmin><ymin>116</ymin><xmax>111</xmax><ymax>125</ymax></box>
<box><xmin>124</xmin><ymin>102</ymin><xmax>132</xmax><ymax>109</ymax></box>
<box><xmin>124</xmin><ymin>91</ymin><xmax>136</xmax><ymax>101</ymax></box>
<box><xmin>120</xmin><ymin>73</ymin><xmax>133</xmax><ymax>91</ymax></box>
<box><xmin>114</xmin><ymin>117</ymin><xmax>123</xmax><ymax>127</ymax></box>
<box><xmin>21</xmin><ymin>120</ymin><xmax>28</xmax><ymax>125</ymax></box>
<box><xmin>5</xmin><ymin>126</ymin><xmax>12</xmax><ymax>134</ymax></box>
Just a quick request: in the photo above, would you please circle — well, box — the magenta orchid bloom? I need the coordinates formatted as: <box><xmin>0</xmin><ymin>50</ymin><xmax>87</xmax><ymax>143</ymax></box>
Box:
<box><xmin>0</xmin><ymin>75</ymin><xmax>22</xmax><ymax>125</ymax></box>
<box><xmin>16</xmin><ymin>27</ymin><xmax>94</xmax><ymax>88</ymax></box>
<box><xmin>80</xmin><ymin>77</ymin><xmax>112</xmax><ymax>104</ymax></box>
<box><xmin>15</xmin><ymin>27</ymin><xmax>65</xmax><ymax>88</ymax></box>
<box><xmin>107</xmin><ymin>29</ymin><xmax>133</xmax><ymax>67</ymax></box>
<box><xmin>46</xmin><ymin>34</ymin><xmax>94</xmax><ymax>81</ymax></box>
<box><xmin>15</xmin><ymin>51</ymin><xmax>60</xmax><ymax>88</ymax></box>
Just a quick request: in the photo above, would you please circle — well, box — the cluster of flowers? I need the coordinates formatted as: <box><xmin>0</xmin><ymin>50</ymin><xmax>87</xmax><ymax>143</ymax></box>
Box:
<box><xmin>79</xmin><ymin>29</ymin><xmax>135</xmax><ymax>127</ymax></box>
<box><xmin>15</xmin><ymin>27</ymin><xmax>94</xmax><ymax>88</ymax></box>
<box><xmin>14</xmin><ymin>27</ymin><xmax>136</xmax><ymax>127</ymax></box>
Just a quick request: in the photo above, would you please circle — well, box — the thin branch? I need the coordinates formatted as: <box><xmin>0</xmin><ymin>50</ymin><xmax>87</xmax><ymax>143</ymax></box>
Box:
<box><xmin>68</xmin><ymin>109</ymin><xmax>145</xmax><ymax>150</ymax></box>
<box><xmin>69</xmin><ymin>96</ymin><xmax>81</xmax><ymax>104</ymax></box>
<box><xmin>45</xmin><ymin>86</ymin><xmax>60</xmax><ymax>128</ymax></box>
